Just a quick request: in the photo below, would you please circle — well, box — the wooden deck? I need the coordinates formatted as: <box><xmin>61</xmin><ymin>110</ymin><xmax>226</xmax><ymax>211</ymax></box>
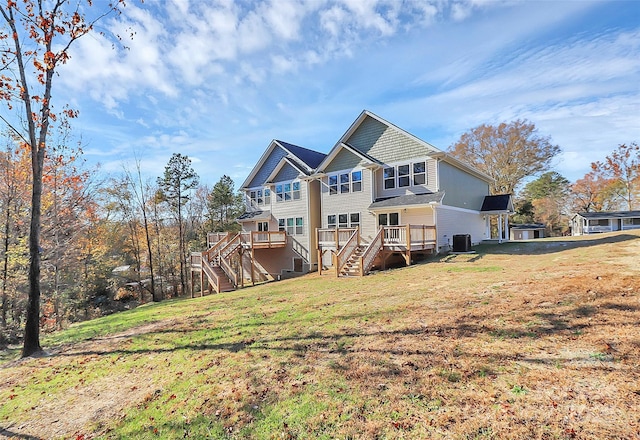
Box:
<box><xmin>316</xmin><ymin>224</ymin><xmax>437</xmax><ymax>276</ymax></box>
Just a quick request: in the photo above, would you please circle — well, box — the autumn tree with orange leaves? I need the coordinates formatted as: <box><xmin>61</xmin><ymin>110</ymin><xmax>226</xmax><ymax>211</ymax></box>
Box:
<box><xmin>590</xmin><ymin>142</ymin><xmax>640</xmax><ymax>211</ymax></box>
<box><xmin>0</xmin><ymin>0</ymin><xmax>126</xmax><ymax>357</ymax></box>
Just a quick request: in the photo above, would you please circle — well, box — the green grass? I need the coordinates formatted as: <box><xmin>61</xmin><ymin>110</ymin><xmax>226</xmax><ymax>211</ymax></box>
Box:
<box><xmin>1</xmin><ymin>231</ymin><xmax>639</xmax><ymax>439</ymax></box>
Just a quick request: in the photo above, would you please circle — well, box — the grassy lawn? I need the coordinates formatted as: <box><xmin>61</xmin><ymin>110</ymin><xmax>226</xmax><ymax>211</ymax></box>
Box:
<box><xmin>1</xmin><ymin>232</ymin><xmax>639</xmax><ymax>439</ymax></box>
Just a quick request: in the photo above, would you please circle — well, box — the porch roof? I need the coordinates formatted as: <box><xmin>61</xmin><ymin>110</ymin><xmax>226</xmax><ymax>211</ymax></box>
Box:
<box><xmin>237</xmin><ymin>210</ymin><xmax>272</xmax><ymax>222</ymax></box>
<box><xmin>368</xmin><ymin>191</ymin><xmax>445</xmax><ymax>210</ymax></box>
<box><xmin>480</xmin><ymin>194</ymin><xmax>514</xmax><ymax>213</ymax></box>
<box><xmin>574</xmin><ymin>210</ymin><xmax>640</xmax><ymax>220</ymax></box>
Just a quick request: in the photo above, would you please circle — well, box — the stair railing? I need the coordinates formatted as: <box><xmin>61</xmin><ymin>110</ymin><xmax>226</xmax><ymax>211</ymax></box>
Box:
<box><xmin>334</xmin><ymin>227</ymin><xmax>360</xmax><ymax>277</ymax></box>
<box><xmin>201</xmin><ymin>257</ymin><xmax>221</xmax><ymax>294</ymax></box>
<box><xmin>218</xmin><ymin>233</ymin><xmax>242</xmax><ymax>287</ymax></box>
<box><xmin>358</xmin><ymin>226</ymin><xmax>384</xmax><ymax>276</ymax></box>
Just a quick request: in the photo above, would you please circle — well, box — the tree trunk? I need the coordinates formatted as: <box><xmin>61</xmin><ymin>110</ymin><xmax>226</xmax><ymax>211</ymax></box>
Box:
<box><xmin>23</xmin><ymin>148</ymin><xmax>44</xmax><ymax>356</ymax></box>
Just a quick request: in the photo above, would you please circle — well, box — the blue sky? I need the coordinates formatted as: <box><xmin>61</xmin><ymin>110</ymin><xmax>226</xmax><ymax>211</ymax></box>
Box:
<box><xmin>54</xmin><ymin>0</ymin><xmax>640</xmax><ymax>189</ymax></box>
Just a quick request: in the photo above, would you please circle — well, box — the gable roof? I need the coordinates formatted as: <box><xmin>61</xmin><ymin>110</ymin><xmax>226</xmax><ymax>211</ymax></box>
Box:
<box><xmin>241</xmin><ymin>140</ymin><xmax>326</xmax><ymax>189</ymax></box>
<box><xmin>480</xmin><ymin>194</ymin><xmax>514</xmax><ymax>213</ymax></box>
<box><xmin>276</xmin><ymin>140</ymin><xmax>326</xmax><ymax>169</ymax></box>
<box><xmin>573</xmin><ymin>210</ymin><xmax>640</xmax><ymax>219</ymax></box>
<box><xmin>368</xmin><ymin>192</ymin><xmax>445</xmax><ymax>210</ymax></box>
<box><xmin>316</xmin><ymin>110</ymin><xmax>493</xmax><ymax>184</ymax></box>
<box><xmin>316</xmin><ymin>142</ymin><xmax>381</xmax><ymax>173</ymax></box>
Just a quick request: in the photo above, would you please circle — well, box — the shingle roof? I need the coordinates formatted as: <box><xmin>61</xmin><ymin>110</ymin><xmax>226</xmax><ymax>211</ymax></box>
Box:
<box><xmin>576</xmin><ymin>210</ymin><xmax>640</xmax><ymax>219</ymax></box>
<box><xmin>368</xmin><ymin>192</ymin><xmax>445</xmax><ymax>210</ymax></box>
<box><xmin>237</xmin><ymin>210</ymin><xmax>273</xmax><ymax>221</ymax></box>
<box><xmin>276</xmin><ymin>140</ymin><xmax>327</xmax><ymax>169</ymax></box>
<box><xmin>480</xmin><ymin>194</ymin><xmax>513</xmax><ymax>212</ymax></box>
<box><xmin>511</xmin><ymin>223</ymin><xmax>546</xmax><ymax>230</ymax></box>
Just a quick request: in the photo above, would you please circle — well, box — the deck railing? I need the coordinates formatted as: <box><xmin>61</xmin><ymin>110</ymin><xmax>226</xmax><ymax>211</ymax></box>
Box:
<box><xmin>383</xmin><ymin>225</ymin><xmax>436</xmax><ymax>250</ymax></box>
<box><xmin>317</xmin><ymin>228</ymin><xmax>358</xmax><ymax>249</ymax></box>
<box><xmin>207</xmin><ymin>232</ymin><xmax>229</xmax><ymax>248</ymax></box>
<box><xmin>249</xmin><ymin>230</ymin><xmax>287</xmax><ymax>248</ymax></box>
<box><xmin>334</xmin><ymin>227</ymin><xmax>359</xmax><ymax>276</ymax></box>
<box><xmin>359</xmin><ymin>227</ymin><xmax>384</xmax><ymax>276</ymax></box>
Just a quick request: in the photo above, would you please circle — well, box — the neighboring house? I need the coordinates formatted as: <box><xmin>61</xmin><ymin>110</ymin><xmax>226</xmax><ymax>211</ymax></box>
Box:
<box><xmin>571</xmin><ymin>211</ymin><xmax>640</xmax><ymax>235</ymax></box>
<box><xmin>191</xmin><ymin>110</ymin><xmax>513</xmax><ymax>294</ymax></box>
<box><xmin>510</xmin><ymin>223</ymin><xmax>546</xmax><ymax>240</ymax></box>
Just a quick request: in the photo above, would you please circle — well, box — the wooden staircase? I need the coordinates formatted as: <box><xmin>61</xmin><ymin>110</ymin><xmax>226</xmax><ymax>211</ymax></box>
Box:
<box><xmin>209</xmin><ymin>264</ymin><xmax>235</xmax><ymax>292</ymax></box>
<box><xmin>339</xmin><ymin>245</ymin><xmax>366</xmax><ymax>277</ymax></box>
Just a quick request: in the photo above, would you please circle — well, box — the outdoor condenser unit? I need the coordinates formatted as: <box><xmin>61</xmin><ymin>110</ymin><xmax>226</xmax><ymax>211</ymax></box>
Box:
<box><xmin>452</xmin><ymin>234</ymin><xmax>472</xmax><ymax>252</ymax></box>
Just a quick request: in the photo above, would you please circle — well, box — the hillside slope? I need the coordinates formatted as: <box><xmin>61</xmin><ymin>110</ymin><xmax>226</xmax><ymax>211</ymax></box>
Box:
<box><xmin>1</xmin><ymin>232</ymin><xmax>639</xmax><ymax>439</ymax></box>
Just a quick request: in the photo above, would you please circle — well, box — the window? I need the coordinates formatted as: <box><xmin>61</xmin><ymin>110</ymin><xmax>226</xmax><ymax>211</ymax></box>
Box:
<box><xmin>276</xmin><ymin>182</ymin><xmax>299</xmax><ymax>202</ymax></box>
<box><xmin>413</xmin><ymin>162</ymin><xmax>426</xmax><ymax>185</ymax></box>
<box><xmin>328</xmin><ymin>175</ymin><xmax>338</xmax><ymax>195</ymax></box>
<box><xmin>398</xmin><ymin>165</ymin><xmax>410</xmax><ymax>187</ymax></box>
<box><xmin>329</xmin><ymin>171</ymin><xmax>362</xmax><ymax>195</ymax></box>
<box><xmin>284</xmin><ymin>183</ymin><xmax>292</xmax><ymax>201</ymax></box>
<box><xmin>352</xmin><ymin>171</ymin><xmax>362</xmax><ymax>192</ymax></box>
<box><xmin>383</xmin><ymin>167</ymin><xmax>395</xmax><ymax>189</ymax></box>
<box><xmin>293</xmin><ymin>182</ymin><xmax>301</xmax><ymax>200</ymax></box>
<box><xmin>264</xmin><ymin>188</ymin><xmax>271</xmax><ymax>205</ymax></box>
<box><xmin>378</xmin><ymin>212</ymin><xmax>399</xmax><ymax>226</ymax></box>
<box><xmin>350</xmin><ymin>213</ymin><xmax>360</xmax><ymax>228</ymax></box>
<box><xmin>295</xmin><ymin>217</ymin><xmax>303</xmax><ymax>235</ymax></box>
<box><xmin>329</xmin><ymin>213</ymin><xmax>360</xmax><ymax>228</ymax></box>
<box><xmin>257</xmin><ymin>221</ymin><xmax>268</xmax><ymax>232</ymax></box>
<box><xmin>286</xmin><ymin>217</ymin><xmax>294</xmax><ymax>235</ymax></box>
<box><xmin>278</xmin><ymin>218</ymin><xmax>285</xmax><ymax>231</ymax></box>
<box><xmin>624</xmin><ymin>217</ymin><xmax>640</xmax><ymax>225</ymax></box>
<box><xmin>340</xmin><ymin>173</ymin><xmax>350</xmax><ymax>193</ymax></box>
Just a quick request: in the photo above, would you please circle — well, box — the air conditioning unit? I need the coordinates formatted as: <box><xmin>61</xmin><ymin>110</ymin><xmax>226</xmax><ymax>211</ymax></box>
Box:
<box><xmin>452</xmin><ymin>234</ymin><xmax>471</xmax><ymax>252</ymax></box>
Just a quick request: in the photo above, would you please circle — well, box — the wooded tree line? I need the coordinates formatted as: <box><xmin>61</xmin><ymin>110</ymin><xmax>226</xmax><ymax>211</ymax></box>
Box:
<box><xmin>450</xmin><ymin>121</ymin><xmax>640</xmax><ymax>235</ymax></box>
<box><xmin>0</xmin><ymin>141</ymin><xmax>243</xmax><ymax>341</ymax></box>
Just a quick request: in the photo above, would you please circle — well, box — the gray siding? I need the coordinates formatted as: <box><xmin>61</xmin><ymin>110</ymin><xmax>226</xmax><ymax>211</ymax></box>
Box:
<box><xmin>324</xmin><ymin>148</ymin><xmax>364</xmax><ymax>173</ymax></box>
<box><xmin>345</xmin><ymin>116</ymin><xmax>436</xmax><ymax>164</ymax></box>
<box><xmin>247</xmin><ymin>146</ymin><xmax>287</xmax><ymax>188</ymax></box>
<box><xmin>271</xmin><ymin>181</ymin><xmax>311</xmax><ymax>260</ymax></box>
<box><xmin>434</xmin><ymin>205</ymin><xmax>486</xmax><ymax>249</ymax></box>
<box><xmin>273</xmin><ymin>162</ymin><xmax>300</xmax><ymax>183</ymax></box>
<box><xmin>438</xmin><ymin>161</ymin><xmax>489</xmax><ymax>210</ymax></box>
<box><xmin>373</xmin><ymin>157</ymin><xmax>439</xmax><ymax>198</ymax></box>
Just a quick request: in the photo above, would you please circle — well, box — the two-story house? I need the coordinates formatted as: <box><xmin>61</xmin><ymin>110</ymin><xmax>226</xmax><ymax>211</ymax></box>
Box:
<box><xmin>191</xmin><ymin>111</ymin><xmax>512</xmax><ymax>293</ymax></box>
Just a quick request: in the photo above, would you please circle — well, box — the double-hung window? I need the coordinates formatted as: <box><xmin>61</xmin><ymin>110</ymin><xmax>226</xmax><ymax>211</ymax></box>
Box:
<box><xmin>276</xmin><ymin>184</ymin><xmax>284</xmax><ymax>202</ymax></box>
<box><xmin>328</xmin><ymin>171</ymin><xmax>363</xmax><ymax>195</ymax></box>
<box><xmin>338</xmin><ymin>214</ymin><xmax>349</xmax><ymax>228</ymax></box>
<box><xmin>295</xmin><ymin>217</ymin><xmax>303</xmax><ymax>235</ymax></box>
<box><xmin>327</xmin><ymin>215</ymin><xmax>337</xmax><ymax>229</ymax></box>
<box><xmin>383</xmin><ymin>167</ymin><xmax>395</xmax><ymax>189</ymax></box>
<box><xmin>340</xmin><ymin>173</ymin><xmax>350</xmax><ymax>193</ymax></box>
<box><xmin>329</xmin><ymin>175</ymin><xmax>338</xmax><ymax>195</ymax></box>
<box><xmin>398</xmin><ymin>165</ymin><xmax>410</xmax><ymax>187</ymax></box>
<box><xmin>413</xmin><ymin>162</ymin><xmax>426</xmax><ymax>185</ymax></box>
<box><xmin>293</xmin><ymin>182</ymin><xmax>301</xmax><ymax>200</ymax></box>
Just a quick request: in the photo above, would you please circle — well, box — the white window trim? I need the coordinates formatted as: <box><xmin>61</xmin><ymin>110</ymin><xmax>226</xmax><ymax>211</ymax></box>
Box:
<box><xmin>382</xmin><ymin>160</ymin><xmax>428</xmax><ymax>191</ymax></box>
<box><xmin>327</xmin><ymin>170</ymin><xmax>364</xmax><ymax>195</ymax></box>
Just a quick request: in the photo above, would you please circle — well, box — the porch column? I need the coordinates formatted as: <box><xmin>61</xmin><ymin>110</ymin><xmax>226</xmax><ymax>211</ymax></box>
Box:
<box><xmin>485</xmin><ymin>215</ymin><xmax>491</xmax><ymax>240</ymax></box>
<box><xmin>504</xmin><ymin>214</ymin><xmax>509</xmax><ymax>241</ymax></box>
<box><xmin>498</xmin><ymin>213</ymin><xmax>503</xmax><ymax>244</ymax></box>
